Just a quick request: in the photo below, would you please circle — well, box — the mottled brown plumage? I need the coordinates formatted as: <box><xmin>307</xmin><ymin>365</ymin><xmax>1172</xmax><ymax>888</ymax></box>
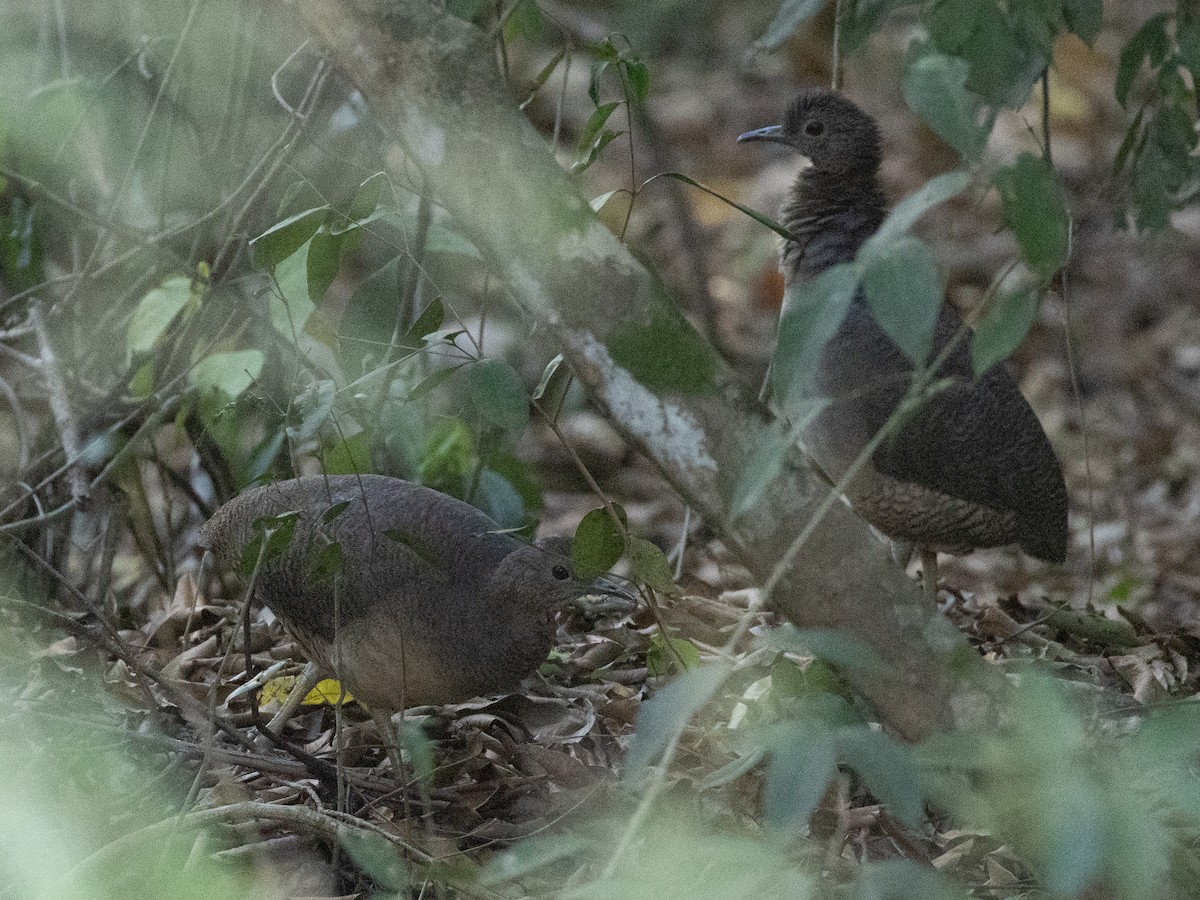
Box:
<box><xmin>202</xmin><ymin>475</ymin><xmax>613</xmax><ymax>713</ymax></box>
<box><xmin>740</xmin><ymin>91</ymin><xmax>1068</xmax><ymax>567</ymax></box>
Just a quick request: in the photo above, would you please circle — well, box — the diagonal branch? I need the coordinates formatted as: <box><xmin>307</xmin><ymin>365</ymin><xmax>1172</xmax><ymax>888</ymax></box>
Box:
<box><xmin>288</xmin><ymin>0</ymin><xmax>998</xmax><ymax>741</ymax></box>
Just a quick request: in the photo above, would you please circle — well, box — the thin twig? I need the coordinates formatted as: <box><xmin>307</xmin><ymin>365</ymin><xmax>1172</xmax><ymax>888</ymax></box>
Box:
<box><xmin>1041</xmin><ymin>69</ymin><xmax>1091</xmax><ymax>602</ymax></box>
<box><xmin>630</xmin><ymin>104</ymin><xmax>724</xmax><ymax>351</ymax></box>
<box><xmin>65</xmin><ymin>0</ymin><xmax>203</xmax><ymax>293</ymax></box>
<box><xmin>52</xmin><ymin>800</ymin><xmax>509</xmax><ymax>900</ymax></box>
<box><xmin>29</xmin><ymin>301</ymin><xmax>87</xmax><ymax>502</ymax></box>
<box><xmin>211</xmin><ymin>57</ymin><xmax>330</xmax><ymax>277</ymax></box>
<box><xmin>0</xmin><ymin>372</ymin><xmax>30</xmax><ymax>470</ymax></box>
<box><xmin>531</xmin><ymin>396</ymin><xmax>625</xmax><ymax>531</ymax></box>
<box><xmin>0</xmin><ymin>592</ymin><xmax>257</xmax><ymax>752</ymax></box>
<box><xmin>0</xmin><ymin>395</ymin><xmax>183</xmax><ymax>532</ymax></box>
<box><xmin>831</xmin><ymin>0</ymin><xmax>845</xmax><ymax>91</ymax></box>
<box><xmin>618</xmin><ymin>70</ymin><xmax>638</xmax><ymax>243</ymax></box>
<box><xmin>552</xmin><ymin>51</ymin><xmax>572</xmax><ymax>152</ymax></box>
<box><xmin>271</xmin><ymin>40</ymin><xmax>313</xmax><ymax>115</ymax></box>
<box><xmin>0</xmin><ymin>164</ymin><xmax>189</xmax><ymax>266</ymax></box>
<box><xmin>530</xmin><ymin>396</ymin><xmax>683</xmax><ymax>671</ymax></box>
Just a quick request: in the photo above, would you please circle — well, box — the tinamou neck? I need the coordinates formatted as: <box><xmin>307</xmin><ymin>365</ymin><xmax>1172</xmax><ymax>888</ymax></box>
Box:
<box><xmin>781</xmin><ymin>167</ymin><xmax>887</xmax><ymax>280</ymax></box>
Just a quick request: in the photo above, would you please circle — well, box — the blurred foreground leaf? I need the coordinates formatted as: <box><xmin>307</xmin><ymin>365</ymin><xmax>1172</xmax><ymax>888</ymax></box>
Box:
<box><xmin>572</xmin><ymin>506</ymin><xmax>626</xmax><ymax>580</ymax></box>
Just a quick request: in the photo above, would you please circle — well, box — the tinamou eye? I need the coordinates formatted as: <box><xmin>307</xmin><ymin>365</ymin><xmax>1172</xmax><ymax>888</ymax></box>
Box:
<box><xmin>552</xmin><ymin>564</ymin><xmax>571</xmax><ymax>580</ymax></box>
<box><xmin>804</xmin><ymin>120</ymin><xmax>825</xmax><ymax>137</ymax></box>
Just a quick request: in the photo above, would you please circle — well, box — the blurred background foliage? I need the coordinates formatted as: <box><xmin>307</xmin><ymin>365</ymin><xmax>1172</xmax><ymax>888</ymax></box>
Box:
<box><xmin>2</xmin><ymin>0</ymin><xmax>1200</xmax><ymax>896</ymax></box>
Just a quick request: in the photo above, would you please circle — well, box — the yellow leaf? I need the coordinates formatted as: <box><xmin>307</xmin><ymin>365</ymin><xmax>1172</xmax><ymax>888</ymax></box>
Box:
<box><xmin>304</xmin><ymin>679</ymin><xmax>352</xmax><ymax>705</ymax></box>
<box><xmin>259</xmin><ymin>675</ymin><xmax>354</xmax><ymax>707</ymax></box>
<box><xmin>258</xmin><ymin>676</ymin><xmax>293</xmax><ymax>707</ymax></box>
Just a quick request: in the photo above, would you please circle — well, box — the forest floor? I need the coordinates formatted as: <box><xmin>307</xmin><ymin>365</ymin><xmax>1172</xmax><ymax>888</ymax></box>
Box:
<box><xmin>5</xmin><ymin>4</ymin><xmax>1199</xmax><ymax>896</ymax></box>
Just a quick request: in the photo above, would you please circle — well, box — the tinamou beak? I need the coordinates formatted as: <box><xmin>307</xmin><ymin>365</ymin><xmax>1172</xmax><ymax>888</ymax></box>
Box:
<box><xmin>571</xmin><ymin>574</ymin><xmax>638</xmax><ymax>618</ymax></box>
<box><xmin>737</xmin><ymin>124</ymin><xmax>786</xmax><ymax>144</ymax></box>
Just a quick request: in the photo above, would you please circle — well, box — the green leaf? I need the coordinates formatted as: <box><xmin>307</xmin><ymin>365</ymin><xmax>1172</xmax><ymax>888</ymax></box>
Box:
<box><xmin>1116</xmin><ymin>13</ymin><xmax>1170</xmax><ymax>108</ymax></box>
<box><xmin>841</xmin><ymin>0</ymin><xmax>907</xmax><ymax>52</ymax></box>
<box><xmin>0</xmin><ymin>197</ymin><xmax>44</xmax><ymax>291</ymax></box>
<box><xmin>519</xmin><ymin>48</ymin><xmax>566</xmax><ymax>111</ymax></box>
<box><xmin>399</xmin><ymin>719</ymin><xmax>436</xmax><ymax>784</ymax></box>
<box><xmin>860</xmin><ymin>236</ymin><xmax>942</xmax><ymax>365</ymax></box>
<box><xmin>571</xmin><ymin>506</ymin><xmax>626</xmax><ymax>580</ymax></box>
<box><xmin>647</xmin><ymin>633</ymin><xmax>701</xmax><ymax>676</ymax></box>
<box><xmin>869</xmin><ymin>170</ymin><xmax>971</xmax><ymax>247</ymax></box>
<box><xmin>243</xmin><ymin>431</ymin><xmax>285</xmax><ymax>487</ymax></box>
<box><xmin>468</xmin><ymin>359</ymin><xmax>530</xmax><ymax>431</ymax></box>
<box><xmin>1062</xmin><ymin>0</ymin><xmax>1102</xmax><ymax>44</ymax></box>
<box><xmin>338</xmin><ymin>257</ymin><xmax>400</xmax><ymax>380</ymax></box>
<box><xmin>306</xmin><ymin>227</ymin><xmax>346</xmax><ymax>302</ymax></box>
<box><xmin>772</xmin><ymin>263</ymin><xmax>859</xmax><ymax>403</ymax></box>
<box><xmin>127</xmin><ymin>276</ymin><xmax>195</xmax><ymax>361</ymax></box>
<box><xmin>1100</xmin><ymin>789</ymin><xmax>1170</xmax><ymax>900</ymax></box>
<box><xmin>763</xmin><ymin>721</ymin><xmax>837</xmax><ymax>831</ymax></box>
<box><xmin>485</xmin><ymin>451</ymin><xmax>544</xmax><ymax>521</ymax></box>
<box><xmin>927</xmin><ymin>0</ymin><xmax>976</xmax><ymax>52</ymax></box>
<box><xmin>589</xmin><ymin>190</ymin><xmax>620</xmax><ymax>213</ymax></box>
<box><xmin>1113</xmin><ymin>105</ymin><xmax>1147</xmax><ymax>177</ymax></box>
<box><xmin>588</xmin><ymin>59</ymin><xmax>610</xmax><ymax>105</ymax></box>
<box><xmin>696</xmin><ymin>748</ymin><xmax>767</xmax><ymax>790</ymax></box>
<box><xmin>606</xmin><ymin>302</ymin><xmax>717</xmax><ymax>394</ymax></box>
<box><xmin>751</xmin><ymin>0</ymin><xmax>827</xmax><ymax>55</ymax></box>
<box><xmin>321</xmin><ymin>500</ymin><xmax>351</xmax><ymax>524</ymax></box>
<box><xmin>994</xmin><ymin>153</ymin><xmax>1069</xmax><ymax>278</ymax></box>
<box><xmin>625</xmin><ymin>662</ymin><xmax>731</xmax><ymax>776</ymax></box>
<box><xmin>502</xmin><ymin>0</ymin><xmax>544</xmax><ymax>42</ymax></box>
<box><xmin>307</xmin><ymin>540</ymin><xmax>344</xmax><ymax>583</ymax></box>
<box><xmin>643</xmin><ymin>172</ymin><xmax>794</xmax><ymax>241</ymax></box>
<box><xmin>286</xmin><ymin>378</ymin><xmax>336</xmax><ymax>442</ymax></box>
<box><xmin>575</xmin><ymin>100</ymin><xmax>620</xmax><ymax>158</ymax></box>
<box><xmin>270</xmin><ymin>239</ymin><xmax>317</xmax><ymax>336</ymax></box>
<box><xmin>407</xmin><ymin>365</ymin><xmax>463</xmax><ymax>403</ymax></box>
<box><xmin>950</xmin><ymin>0</ymin><xmax>1045</xmax><ymax>106</ymax></box>
<box><xmin>766</xmin><ymin>624</ymin><xmax>889</xmax><ymax>673</ymax></box>
<box><xmin>322</xmin><ymin>431</ymin><xmax>372</xmax><ymax>475</ymax></box>
<box><xmin>128</xmin><ymin>360</ymin><xmax>154</xmax><ymax>399</ymax></box>
<box><xmin>629</xmin><ymin>537</ymin><xmax>676</xmax><ymax>593</ymax></box>
<box><xmin>729</xmin><ymin>427</ymin><xmax>792</xmax><ymax>522</ymax></box>
<box><xmin>531</xmin><ymin>352</ymin><xmax>572</xmax><ymax>416</ymax></box>
<box><xmin>854</xmin><ymin>860</ymin><xmax>965</xmax><ymax>900</ymax></box>
<box><xmin>1131</xmin><ymin>143</ymin><xmax>1172</xmax><ymax>229</ymax></box>
<box><xmin>189</xmin><ymin>349</ymin><xmax>264</xmax><ymax>399</ymax></box>
<box><xmin>474</xmin><ymin>469</ymin><xmax>526</xmax><ymax>529</ymax></box>
<box><xmin>1178</xmin><ymin>18</ymin><xmax>1200</xmax><ymax>84</ymax></box>
<box><xmin>971</xmin><ymin>285</ymin><xmax>1038</xmax><ymax>376</ymax></box>
<box><xmin>592</xmin><ymin>37</ymin><xmax>620</xmax><ymax>63</ymax></box>
<box><xmin>402</xmin><ymin>297</ymin><xmax>445</xmax><ymax>347</ymax></box>
<box><xmin>339</xmin><ymin>829</ymin><xmax>408</xmax><ymax>893</ymax></box>
<box><xmin>836</xmin><ymin>727</ymin><xmax>923</xmax><ymax>826</ymax></box>
<box><xmin>1151</xmin><ymin>98</ymin><xmax>1197</xmax><ymax>161</ymax></box>
<box><xmin>572</xmin><ymin>128</ymin><xmax>624</xmax><ymax>174</ymax></box>
<box><xmin>1037</xmin><ymin>769</ymin><xmax>1106</xmax><ymax>894</ymax></box>
<box><xmin>249</xmin><ymin>206</ymin><xmax>326</xmax><ymax>269</ymax></box>
<box><xmin>369</xmin><ymin>214</ymin><xmax>482</xmax><ymax>260</ymax></box>
<box><xmin>1123</xmin><ymin>703</ymin><xmax>1200</xmax><ymax>769</ymax></box>
<box><xmin>483</xmin><ymin>834</ymin><xmax>593</xmax><ymax>885</ymax></box>
<box><xmin>623</xmin><ymin>59</ymin><xmax>651</xmax><ymax>103</ymax></box>
<box><xmin>241</xmin><ymin>511</ymin><xmax>299</xmax><ymax>573</ymax></box>
<box><xmin>341</xmin><ymin>171</ymin><xmax>387</xmax><ymax>230</ymax></box>
<box><xmin>903</xmin><ymin>47</ymin><xmax>990</xmax><ymax>160</ymax></box>
<box><xmin>446</xmin><ymin>0</ymin><xmax>487</xmax><ymax>23</ymax></box>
